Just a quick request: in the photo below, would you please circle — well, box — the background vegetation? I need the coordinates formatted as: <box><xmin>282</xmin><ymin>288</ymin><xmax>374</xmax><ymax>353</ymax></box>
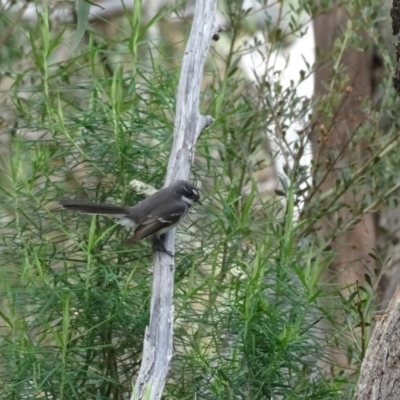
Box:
<box><xmin>0</xmin><ymin>0</ymin><xmax>398</xmax><ymax>398</ymax></box>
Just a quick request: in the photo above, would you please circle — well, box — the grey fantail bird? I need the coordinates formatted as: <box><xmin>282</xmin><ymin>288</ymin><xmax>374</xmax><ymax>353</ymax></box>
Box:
<box><xmin>59</xmin><ymin>180</ymin><xmax>201</xmax><ymax>251</ymax></box>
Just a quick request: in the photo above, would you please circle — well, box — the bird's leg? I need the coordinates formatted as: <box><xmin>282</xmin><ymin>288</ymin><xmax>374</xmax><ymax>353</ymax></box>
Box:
<box><xmin>152</xmin><ymin>235</ymin><xmax>174</xmax><ymax>257</ymax></box>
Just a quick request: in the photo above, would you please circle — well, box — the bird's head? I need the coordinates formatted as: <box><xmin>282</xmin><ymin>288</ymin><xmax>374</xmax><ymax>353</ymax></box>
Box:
<box><xmin>172</xmin><ymin>180</ymin><xmax>201</xmax><ymax>206</ymax></box>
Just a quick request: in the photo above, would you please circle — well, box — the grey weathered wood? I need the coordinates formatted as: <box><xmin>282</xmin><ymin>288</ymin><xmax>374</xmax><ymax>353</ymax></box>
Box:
<box><xmin>132</xmin><ymin>1</ymin><xmax>217</xmax><ymax>399</ymax></box>
<box><xmin>353</xmin><ymin>286</ymin><xmax>400</xmax><ymax>400</ymax></box>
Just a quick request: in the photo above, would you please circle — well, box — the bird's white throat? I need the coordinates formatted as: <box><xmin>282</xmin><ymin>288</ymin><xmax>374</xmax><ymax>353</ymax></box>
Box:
<box><xmin>181</xmin><ymin>195</ymin><xmax>194</xmax><ymax>205</ymax></box>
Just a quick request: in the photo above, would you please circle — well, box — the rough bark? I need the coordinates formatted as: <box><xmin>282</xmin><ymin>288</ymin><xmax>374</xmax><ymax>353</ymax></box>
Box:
<box><xmin>379</xmin><ymin>0</ymin><xmax>400</xmax><ymax>310</ymax></box>
<box><xmin>132</xmin><ymin>1</ymin><xmax>217</xmax><ymax>399</ymax></box>
<box><xmin>353</xmin><ymin>286</ymin><xmax>400</xmax><ymax>399</ymax></box>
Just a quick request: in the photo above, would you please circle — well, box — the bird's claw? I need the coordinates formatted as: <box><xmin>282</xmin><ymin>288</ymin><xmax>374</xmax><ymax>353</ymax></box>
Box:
<box><xmin>152</xmin><ymin>237</ymin><xmax>174</xmax><ymax>257</ymax></box>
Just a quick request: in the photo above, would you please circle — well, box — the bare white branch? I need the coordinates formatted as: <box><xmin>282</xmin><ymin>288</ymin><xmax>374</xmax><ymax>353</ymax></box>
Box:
<box><xmin>132</xmin><ymin>0</ymin><xmax>217</xmax><ymax>399</ymax></box>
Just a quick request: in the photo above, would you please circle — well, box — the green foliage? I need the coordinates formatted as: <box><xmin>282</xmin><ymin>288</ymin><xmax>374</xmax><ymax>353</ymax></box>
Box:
<box><xmin>0</xmin><ymin>0</ymin><xmax>397</xmax><ymax>399</ymax></box>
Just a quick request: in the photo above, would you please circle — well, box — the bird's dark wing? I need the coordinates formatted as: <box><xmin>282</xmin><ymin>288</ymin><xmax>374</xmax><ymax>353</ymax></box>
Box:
<box><xmin>125</xmin><ymin>203</ymin><xmax>188</xmax><ymax>245</ymax></box>
<box><xmin>129</xmin><ymin>186</ymin><xmax>171</xmax><ymax>222</ymax></box>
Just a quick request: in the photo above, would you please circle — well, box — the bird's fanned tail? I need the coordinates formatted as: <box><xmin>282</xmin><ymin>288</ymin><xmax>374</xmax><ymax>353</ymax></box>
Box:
<box><xmin>59</xmin><ymin>200</ymin><xmax>129</xmax><ymax>217</ymax></box>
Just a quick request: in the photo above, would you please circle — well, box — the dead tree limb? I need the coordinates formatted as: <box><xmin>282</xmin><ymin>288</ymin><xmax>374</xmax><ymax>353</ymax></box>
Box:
<box><xmin>132</xmin><ymin>0</ymin><xmax>217</xmax><ymax>399</ymax></box>
<box><xmin>353</xmin><ymin>286</ymin><xmax>400</xmax><ymax>399</ymax></box>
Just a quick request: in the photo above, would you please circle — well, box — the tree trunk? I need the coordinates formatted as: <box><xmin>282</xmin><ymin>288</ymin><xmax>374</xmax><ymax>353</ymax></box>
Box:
<box><xmin>312</xmin><ymin>5</ymin><xmax>376</xmax><ymax>370</ymax></box>
<box><xmin>353</xmin><ymin>286</ymin><xmax>400</xmax><ymax>399</ymax></box>
<box><xmin>312</xmin><ymin>6</ymin><xmax>376</xmax><ymax>285</ymax></box>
